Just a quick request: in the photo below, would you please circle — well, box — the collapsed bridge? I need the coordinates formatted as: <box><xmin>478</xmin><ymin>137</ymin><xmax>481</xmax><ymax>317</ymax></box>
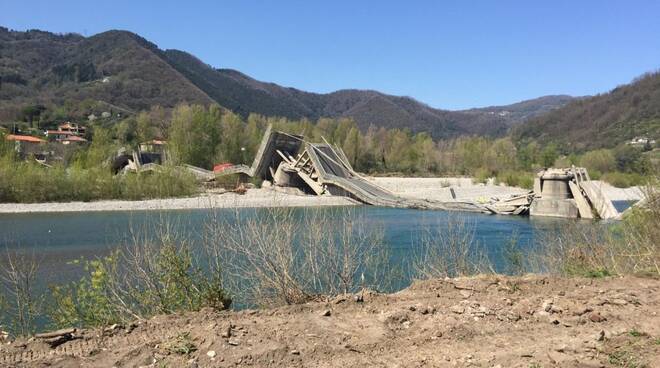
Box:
<box><xmin>224</xmin><ymin>126</ymin><xmax>490</xmax><ymax>213</ymax></box>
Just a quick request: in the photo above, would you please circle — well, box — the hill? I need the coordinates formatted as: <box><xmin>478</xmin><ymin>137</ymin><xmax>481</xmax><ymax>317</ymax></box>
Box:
<box><xmin>0</xmin><ymin>27</ymin><xmax>572</xmax><ymax>139</ymax></box>
<box><xmin>514</xmin><ymin>72</ymin><xmax>660</xmax><ymax>150</ymax></box>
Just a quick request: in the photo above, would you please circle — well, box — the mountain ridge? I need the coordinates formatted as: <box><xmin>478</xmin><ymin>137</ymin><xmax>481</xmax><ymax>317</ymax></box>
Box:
<box><xmin>1</xmin><ymin>27</ymin><xmax>575</xmax><ymax>139</ymax></box>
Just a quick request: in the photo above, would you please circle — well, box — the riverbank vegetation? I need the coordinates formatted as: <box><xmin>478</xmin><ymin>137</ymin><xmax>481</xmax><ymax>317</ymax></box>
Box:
<box><xmin>2</xmin><ymin>102</ymin><xmax>657</xmax><ymax>203</ymax></box>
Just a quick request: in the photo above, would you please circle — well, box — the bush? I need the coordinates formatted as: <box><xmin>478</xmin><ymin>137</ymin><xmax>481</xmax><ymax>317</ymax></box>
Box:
<box><xmin>580</xmin><ymin>149</ymin><xmax>616</xmax><ymax>173</ymax></box>
<box><xmin>472</xmin><ymin>167</ymin><xmax>492</xmax><ymax>184</ymax></box>
<box><xmin>496</xmin><ymin>170</ymin><xmax>534</xmax><ymax>189</ymax></box>
<box><xmin>49</xmin><ymin>231</ymin><xmax>230</xmax><ymax>329</ymax></box>
<box><xmin>0</xmin><ymin>160</ymin><xmax>198</xmax><ymax>203</ymax></box>
<box><xmin>601</xmin><ymin>172</ymin><xmax>647</xmax><ymax>188</ymax></box>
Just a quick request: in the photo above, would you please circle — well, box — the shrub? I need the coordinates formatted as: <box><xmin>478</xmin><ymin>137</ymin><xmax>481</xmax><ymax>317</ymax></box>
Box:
<box><xmin>49</xmin><ymin>230</ymin><xmax>230</xmax><ymax>329</ymax></box>
<box><xmin>472</xmin><ymin>167</ymin><xmax>492</xmax><ymax>184</ymax></box>
<box><xmin>0</xmin><ymin>160</ymin><xmax>198</xmax><ymax>203</ymax></box>
<box><xmin>601</xmin><ymin>172</ymin><xmax>647</xmax><ymax>188</ymax></box>
<box><xmin>204</xmin><ymin>207</ymin><xmax>391</xmax><ymax>307</ymax></box>
<box><xmin>496</xmin><ymin>170</ymin><xmax>534</xmax><ymax>189</ymax></box>
<box><xmin>580</xmin><ymin>149</ymin><xmax>616</xmax><ymax>173</ymax></box>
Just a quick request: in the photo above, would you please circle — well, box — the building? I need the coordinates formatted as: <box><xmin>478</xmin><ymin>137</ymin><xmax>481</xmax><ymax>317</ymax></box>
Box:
<box><xmin>57</xmin><ymin>122</ymin><xmax>86</xmax><ymax>136</ymax></box>
<box><xmin>5</xmin><ymin>134</ymin><xmax>47</xmax><ymax>159</ymax></box>
<box><xmin>45</xmin><ymin>122</ymin><xmax>88</xmax><ymax>143</ymax></box>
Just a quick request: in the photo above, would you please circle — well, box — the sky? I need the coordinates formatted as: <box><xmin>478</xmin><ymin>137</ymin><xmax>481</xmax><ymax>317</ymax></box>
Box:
<box><xmin>1</xmin><ymin>0</ymin><xmax>659</xmax><ymax>110</ymax></box>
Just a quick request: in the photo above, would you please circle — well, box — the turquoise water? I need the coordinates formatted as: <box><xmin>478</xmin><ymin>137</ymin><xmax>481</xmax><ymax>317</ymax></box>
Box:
<box><xmin>0</xmin><ymin>205</ymin><xmax>613</xmax><ymax>290</ymax></box>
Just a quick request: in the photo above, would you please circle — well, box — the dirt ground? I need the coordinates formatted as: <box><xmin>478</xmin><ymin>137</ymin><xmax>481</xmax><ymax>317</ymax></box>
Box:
<box><xmin>1</xmin><ymin>275</ymin><xmax>659</xmax><ymax>368</ymax></box>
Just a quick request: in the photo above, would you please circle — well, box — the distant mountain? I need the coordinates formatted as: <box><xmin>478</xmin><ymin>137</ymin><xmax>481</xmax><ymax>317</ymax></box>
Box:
<box><xmin>0</xmin><ymin>27</ymin><xmax>574</xmax><ymax>139</ymax></box>
<box><xmin>514</xmin><ymin>72</ymin><xmax>660</xmax><ymax>150</ymax></box>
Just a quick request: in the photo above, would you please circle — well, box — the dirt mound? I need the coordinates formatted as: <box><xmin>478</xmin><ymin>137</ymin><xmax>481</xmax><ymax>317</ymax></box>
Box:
<box><xmin>2</xmin><ymin>275</ymin><xmax>659</xmax><ymax>367</ymax></box>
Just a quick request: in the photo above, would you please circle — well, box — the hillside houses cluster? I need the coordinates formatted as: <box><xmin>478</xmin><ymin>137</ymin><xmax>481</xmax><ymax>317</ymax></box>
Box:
<box><xmin>3</xmin><ymin>121</ymin><xmax>89</xmax><ymax>163</ymax></box>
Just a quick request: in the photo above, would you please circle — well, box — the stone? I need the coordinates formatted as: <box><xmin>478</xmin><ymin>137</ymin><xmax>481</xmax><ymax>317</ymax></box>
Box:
<box><xmin>321</xmin><ymin>309</ymin><xmax>331</xmax><ymax>317</ymax></box>
<box><xmin>291</xmin><ymin>350</ymin><xmax>300</xmax><ymax>355</ymax></box>
<box><xmin>542</xmin><ymin>300</ymin><xmax>553</xmax><ymax>312</ymax></box>
<box><xmin>450</xmin><ymin>305</ymin><xmax>465</xmax><ymax>314</ymax></box>
<box><xmin>588</xmin><ymin>312</ymin><xmax>606</xmax><ymax>323</ymax></box>
<box><xmin>595</xmin><ymin>330</ymin><xmax>605</xmax><ymax>341</ymax></box>
<box><xmin>610</xmin><ymin>298</ymin><xmax>628</xmax><ymax>306</ymax></box>
<box><xmin>550</xmin><ymin>305</ymin><xmax>563</xmax><ymax>314</ymax></box>
<box><xmin>206</xmin><ymin>350</ymin><xmax>216</xmax><ymax>358</ymax></box>
<box><xmin>573</xmin><ymin>306</ymin><xmax>593</xmax><ymax>316</ymax></box>
<box><xmin>221</xmin><ymin>326</ymin><xmax>231</xmax><ymax>338</ymax></box>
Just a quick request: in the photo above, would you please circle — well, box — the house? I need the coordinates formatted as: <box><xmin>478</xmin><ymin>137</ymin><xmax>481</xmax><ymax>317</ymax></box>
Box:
<box><xmin>5</xmin><ymin>134</ymin><xmax>47</xmax><ymax>158</ymax></box>
<box><xmin>5</xmin><ymin>134</ymin><xmax>46</xmax><ymax>144</ymax></box>
<box><xmin>60</xmin><ymin>135</ymin><xmax>88</xmax><ymax>145</ymax></box>
<box><xmin>45</xmin><ymin>130</ymin><xmax>88</xmax><ymax>144</ymax></box>
<box><xmin>57</xmin><ymin>122</ymin><xmax>86</xmax><ymax>136</ymax></box>
<box><xmin>627</xmin><ymin>136</ymin><xmax>656</xmax><ymax>147</ymax></box>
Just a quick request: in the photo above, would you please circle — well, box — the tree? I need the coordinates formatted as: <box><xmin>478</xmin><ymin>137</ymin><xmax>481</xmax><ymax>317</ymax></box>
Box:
<box><xmin>540</xmin><ymin>143</ymin><xmax>559</xmax><ymax>168</ymax></box>
<box><xmin>168</xmin><ymin>104</ymin><xmax>222</xmax><ymax>169</ymax></box>
<box><xmin>342</xmin><ymin>127</ymin><xmax>360</xmax><ymax>167</ymax></box>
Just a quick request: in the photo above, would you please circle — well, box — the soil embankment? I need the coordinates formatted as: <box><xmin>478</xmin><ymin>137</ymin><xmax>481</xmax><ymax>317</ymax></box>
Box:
<box><xmin>2</xmin><ymin>275</ymin><xmax>658</xmax><ymax>367</ymax></box>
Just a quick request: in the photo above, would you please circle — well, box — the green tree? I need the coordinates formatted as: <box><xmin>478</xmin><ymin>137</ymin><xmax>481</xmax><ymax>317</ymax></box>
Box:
<box><xmin>540</xmin><ymin>143</ymin><xmax>559</xmax><ymax>167</ymax></box>
<box><xmin>168</xmin><ymin>104</ymin><xmax>222</xmax><ymax>169</ymax></box>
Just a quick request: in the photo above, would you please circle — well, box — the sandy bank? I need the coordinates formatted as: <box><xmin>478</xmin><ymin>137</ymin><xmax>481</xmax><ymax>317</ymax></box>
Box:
<box><xmin>0</xmin><ymin>177</ymin><xmax>643</xmax><ymax>214</ymax></box>
<box><xmin>372</xmin><ymin>177</ymin><xmax>644</xmax><ymax>202</ymax></box>
<box><xmin>0</xmin><ymin>188</ymin><xmax>356</xmax><ymax>214</ymax></box>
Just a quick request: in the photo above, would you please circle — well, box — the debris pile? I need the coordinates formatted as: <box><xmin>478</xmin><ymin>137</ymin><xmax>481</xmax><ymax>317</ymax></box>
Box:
<box><xmin>225</xmin><ymin>126</ymin><xmax>489</xmax><ymax>212</ymax></box>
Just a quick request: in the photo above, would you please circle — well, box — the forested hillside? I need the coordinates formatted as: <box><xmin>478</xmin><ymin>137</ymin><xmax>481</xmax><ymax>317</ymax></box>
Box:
<box><xmin>0</xmin><ymin>27</ymin><xmax>571</xmax><ymax>139</ymax></box>
<box><xmin>515</xmin><ymin>72</ymin><xmax>660</xmax><ymax>150</ymax></box>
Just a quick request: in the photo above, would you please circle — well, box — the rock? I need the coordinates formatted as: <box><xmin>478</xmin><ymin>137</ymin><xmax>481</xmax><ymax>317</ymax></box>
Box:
<box><xmin>595</xmin><ymin>330</ymin><xmax>605</xmax><ymax>341</ymax></box>
<box><xmin>542</xmin><ymin>300</ymin><xmax>553</xmax><ymax>312</ymax></box>
<box><xmin>291</xmin><ymin>349</ymin><xmax>300</xmax><ymax>355</ymax></box>
<box><xmin>334</xmin><ymin>296</ymin><xmax>347</xmax><ymax>304</ymax></box>
<box><xmin>354</xmin><ymin>294</ymin><xmax>364</xmax><ymax>303</ymax></box>
<box><xmin>206</xmin><ymin>350</ymin><xmax>216</xmax><ymax>358</ymax></box>
<box><xmin>550</xmin><ymin>305</ymin><xmax>563</xmax><ymax>314</ymax></box>
<box><xmin>228</xmin><ymin>339</ymin><xmax>239</xmax><ymax>346</ymax></box>
<box><xmin>610</xmin><ymin>298</ymin><xmax>628</xmax><ymax>306</ymax></box>
<box><xmin>450</xmin><ymin>305</ymin><xmax>465</xmax><ymax>314</ymax></box>
<box><xmin>220</xmin><ymin>326</ymin><xmax>231</xmax><ymax>338</ymax></box>
<box><xmin>573</xmin><ymin>306</ymin><xmax>593</xmax><ymax>316</ymax></box>
<box><xmin>321</xmin><ymin>309</ymin><xmax>331</xmax><ymax>317</ymax></box>
<box><xmin>588</xmin><ymin>312</ymin><xmax>606</xmax><ymax>323</ymax></box>
<box><xmin>460</xmin><ymin>290</ymin><xmax>473</xmax><ymax>299</ymax></box>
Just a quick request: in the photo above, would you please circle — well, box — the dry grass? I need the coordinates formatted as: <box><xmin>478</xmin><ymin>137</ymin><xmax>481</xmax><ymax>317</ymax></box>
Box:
<box><xmin>411</xmin><ymin>214</ymin><xmax>493</xmax><ymax>279</ymax></box>
<box><xmin>532</xmin><ymin>180</ymin><xmax>659</xmax><ymax>277</ymax></box>
<box><xmin>203</xmin><ymin>207</ymin><xmax>391</xmax><ymax>307</ymax></box>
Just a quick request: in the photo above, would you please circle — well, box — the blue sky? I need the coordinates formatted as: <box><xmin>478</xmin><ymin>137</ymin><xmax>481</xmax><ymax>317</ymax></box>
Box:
<box><xmin>2</xmin><ymin>0</ymin><xmax>659</xmax><ymax>109</ymax></box>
